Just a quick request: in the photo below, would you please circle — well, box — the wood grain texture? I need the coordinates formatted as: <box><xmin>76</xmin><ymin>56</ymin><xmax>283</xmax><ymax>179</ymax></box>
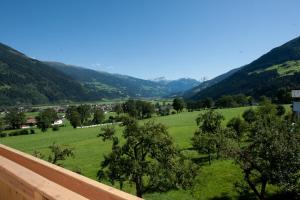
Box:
<box><xmin>0</xmin><ymin>144</ymin><xmax>143</xmax><ymax>200</ymax></box>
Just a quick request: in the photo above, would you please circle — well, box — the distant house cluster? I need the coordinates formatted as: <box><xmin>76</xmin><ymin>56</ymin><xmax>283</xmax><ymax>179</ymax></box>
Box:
<box><xmin>1</xmin><ymin>103</ymin><xmax>120</xmax><ymax>131</ymax></box>
<box><xmin>21</xmin><ymin>117</ymin><xmax>64</xmax><ymax>129</ymax></box>
<box><xmin>94</xmin><ymin>104</ymin><xmax>114</xmax><ymax>113</ymax></box>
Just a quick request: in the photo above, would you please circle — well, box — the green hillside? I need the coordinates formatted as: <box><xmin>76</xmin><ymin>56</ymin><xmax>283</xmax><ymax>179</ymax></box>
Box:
<box><xmin>45</xmin><ymin>62</ymin><xmax>200</xmax><ymax>98</ymax></box>
<box><xmin>250</xmin><ymin>60</ymin><xmax>300</xmax><ymax>76</ymax></box>
<box><xmin>182</xmin><ymin>67</ymin><xmax>241</xmax><ymax>98</ymax></box>
<box><xmin>0</xmin><ymin>43</ymin><xmax>88</xmax><ymax>105</ymax></box>
<box><xmin>189</xmin><ymin>36</ymin><xmax>300</xmax><ymax>102</ymax></box>
<box><xmin>0</xmin><ymin>42</ymin><xmax>199</xmax><ymax>105</ymax></box>
<box><xmin>44</xmin><ymin>61</ymin><xmax>168</xmax><ymax>98</ymax></box>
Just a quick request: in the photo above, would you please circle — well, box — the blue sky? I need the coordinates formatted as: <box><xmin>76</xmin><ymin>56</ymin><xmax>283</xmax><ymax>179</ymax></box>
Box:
<box><xmin>1</xmin><ymin>0</ymin><xmax>300</xmax><ymax>80</ymax></box>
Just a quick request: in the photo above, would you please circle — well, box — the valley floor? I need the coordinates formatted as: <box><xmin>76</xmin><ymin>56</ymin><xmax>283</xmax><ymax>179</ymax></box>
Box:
<box><xmin>0</xmin><ymin>106</ymin><xmax>286</xmax><ymax>200</ymax></box>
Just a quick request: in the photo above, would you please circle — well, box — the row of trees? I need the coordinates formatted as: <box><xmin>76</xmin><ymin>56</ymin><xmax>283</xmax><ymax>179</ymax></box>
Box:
<box><xmin>113</xmin><ymin>98</ymin><xmax>186</xmax><ymax>119</ymax></box>
<box><xmin>66</xmin><ymin>105</ymin><xmax>105</xmax><ymax>128</ymax></box>
<box><xmin>2</xmin><ymin>104</ymin><xmax>106</xmax><ymax>132</ymax></box>
<box><xmin>186</xmin><ymin>94</ymin><xmax>288</xmax><ymax>111</ymax></box>
<box><xmin>119</xmin><ymin>99</ymin><xmax>155</xmax><ymax>119</ymax></box>
<box><xmin>187</xmin><ymin>94</ymin><xmax>255</xmax><ymax>111</ymax></box>
<box><xmin>1</xmin><ymin>108</ymin><xmax>60</xmax><ymax>132</ymax></box>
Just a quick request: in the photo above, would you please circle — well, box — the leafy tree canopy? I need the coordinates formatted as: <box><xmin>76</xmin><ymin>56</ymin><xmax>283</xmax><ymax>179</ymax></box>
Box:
<box><xmin>36</xmin><ymin>108</ymin><xmax>58</xmax><ymax>132</ymax></box>
<box><xmin>4</xmin><ymin>108</ymin><xmax>26</xmax><ymax>129</ymax></box>
<box><xmin>98</xmin><ymin>117</ymin><xmax>197</xmax><ymax>197</ymax></box>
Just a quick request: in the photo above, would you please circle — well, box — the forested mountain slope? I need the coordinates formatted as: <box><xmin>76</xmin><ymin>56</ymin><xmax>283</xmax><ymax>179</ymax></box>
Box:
<box><xmin>0</xmin><ymin>43</ymin><xmax>88</xmax><ymax>105</ymax></box>
<box><xmin>189</xmin><ymin>36</ymin><xmax>300</xmax><ymax>102</ymax></box>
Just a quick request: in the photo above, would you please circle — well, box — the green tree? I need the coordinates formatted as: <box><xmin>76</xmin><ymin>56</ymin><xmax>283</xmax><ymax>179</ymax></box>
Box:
<box><xmin>4</xmin><ymin>108</ymin><xmax>26</xmax><ymax>129</ymax></box>
<box><xmin>122</xmin><ymin>100</ymin><xmax>154</xmax><ymax>119</ymax></box>
<box><xmin>114</xmin><ymin>104</ymin><xmax>123</xmax><ymax>116</ymax></box>
<box><xmin>191</xmin><ymin>109</ymin><xmax>225</xmax><ymax>164</ymax></box>
<box><xmin>48</xmin><ymin>142</ymin><xmax>74</xmax><ymax>166</ymax></box>
<box><xmin>229</xmin><ymin>104</ymin><xmax>300</xmax><ymax>200</ymax></box>
<box><xmin>0</xmin><ymin>117</ymin><xmax>4</xmax><ymax>132</ymax></box>
<box><xmin>276</xmin><ymin>88</ymin><xmax>291</xmax><ymax>104</ymax></box>
<box><xmin>247</xmin><ymin>96</ymin><xmax>255</xmax><ymax>106</ymax></box>
<box><xmin>158</xmin><ymin>105</ymin><xmax>171</xmax><ymax>116</ymax></box>
<box><xmin>226</xmin><ymin>117</ymin><xmax>247</xmax><ymax>145</ymax></box>
<box><xmin>172</xmin><ymin>98</ymin><xmax>185</xmax><ymax>113</ymax></box>
<box><xmin>93</xmin><ymin>109</ymin><xmax>105</xmax><ymax>124</ymax></box>
<box><xmin>136</xmin><ymin>100</ymin><xmax>155</xmax><ymax>119</ymax></box>
<box><xmin>122</xmin><ymin>99</ymin><xmax>138</xmax><ymax>118</ymax></box>
<box><xmin>98</xmin><ymin>117</ymin><xmax>196</xmax><ymax>197</ymax></box>
<box><xmin>242</xmin><ymin>108</ymin><xmax>256</xmax><ymax>124</ymax></box>
<box><xmin>66</xmin><ymin>106</ymin><xmax>77</xmax><ymax>120</ymax></box>
<box><xmin>233</xmin><ymin>94</ymin><xmax>249</xmax><ymax>106</ymax></box>
<box><xmin>215</xmin><ymin>95</ymin><xmax>237</xmax><ymax>108</ymax></box>
<box><xmin>276</xmin><ymin>104</ymin><xmax>286</xmax><ymax>116</ymax></box>
<box><xmin>201</xmin><ymin>97</ymin><xmax>214</xmax><ymax>108</ymax></box>
<box><xmin>33</xmin><ymin>142</ymin><xmax>74</xmax><ymax>166</ymax></box>
<box><xmin>69</xmin><ymin>111</ymin><xmax>81</xmax><ymax>128</ymax></box>
<box><xmin>259</xmin><ymin>95</ymin><xmax>270</xmax><ymax>105</ymax></box>
<box><xmin>36</xmin><ymin>108</ymin><xmax>58</xmax><ymax>132</ymax></box>
<box><xmin>77</xmin><ymin>104</ymin><xmax>91</xmax><ymax>125</ymax></box>
<box><xmin>196</xmin><ymin>109</ymin><xmax>224</xmax><ymax>134</ymax></box>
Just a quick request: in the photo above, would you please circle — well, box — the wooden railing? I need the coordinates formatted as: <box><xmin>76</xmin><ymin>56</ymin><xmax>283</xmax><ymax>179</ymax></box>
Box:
<box><xmin>0</xmin><ymin>144</ymin><xmax>143</xmax><ymax>200</ymax></box>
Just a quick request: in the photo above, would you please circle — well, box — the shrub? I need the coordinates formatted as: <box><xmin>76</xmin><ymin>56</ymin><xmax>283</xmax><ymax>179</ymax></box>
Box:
<box><xmin>52</xmin><ymin>125</ymin><xmax>59</xmax><ymax>131</ymax></box>
<box><xmin>20</xmin><ymin>129</ymin><xmax>29</xmax><ymax>135</ymax></box>
<box><xmin>108</xmin><ymin>116</ymin><xmax>115</xmax><ymax>123</ymax></box>
<box><xmin>8</xmin><ymin>129</ymin><xmax>29</xmax><ymax>136</ymax></box>
<box><xmin>0</xmin><ymin>132</ymin><xmax>7</xmax><ymax>137</ymax></box>
<box><xmin>8</xmin><ymin>132</ymin><xmax>17</xmax><ymax>136</ymax></box>
<box><xmin>30</xmin><ymin>129</ymin><xmax>35</xmax><ymax>134</ymax></box>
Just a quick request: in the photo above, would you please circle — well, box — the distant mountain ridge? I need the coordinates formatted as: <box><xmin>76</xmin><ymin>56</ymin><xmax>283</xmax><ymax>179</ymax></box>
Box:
<box><xmin>44</xmin><ymin>61</ymin><xmax>168</xmax><ymax>98</ymax></box>
<box><xmin>151</xmin><ymin>77</ymin><xmax>200</xmax><ymax>94</ymax></box>
<box><xmin>45</xmin><ymin>62</ymin><xmax>200</xmax><ymax>98</ymax></box>
<box><xmin>183</xmin><ymin>67</ymin><xmax>241</xmax><ymax>98</ymax></box>
<box><xmin>188</xmin><ymin>36</ymin><xmax>300</xmax><ymax>101</ymax></box>
<box><xmin>0</xmin><ymin>42</ymin><xmax>200</xmax><ymax>105</ymax></box>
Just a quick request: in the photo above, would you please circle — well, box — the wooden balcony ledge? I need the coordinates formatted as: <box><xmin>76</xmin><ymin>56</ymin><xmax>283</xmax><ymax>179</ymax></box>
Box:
<box><xmin>0</xmin><ymin>144</ymin><xmax>142</xmax><ymax>200</ymax></box>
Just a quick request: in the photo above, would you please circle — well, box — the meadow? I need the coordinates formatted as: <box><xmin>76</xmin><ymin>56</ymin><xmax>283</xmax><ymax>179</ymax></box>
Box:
<box><xmin>0</xmin><ymin>106</ymin><xmax>278</xmax><ymax>200</ymax></box>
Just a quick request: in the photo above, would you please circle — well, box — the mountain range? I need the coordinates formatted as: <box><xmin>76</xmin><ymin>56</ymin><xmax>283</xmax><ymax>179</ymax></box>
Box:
<box><xmin>186</xmin><ymin>36</ymin><xmax>300</xmax><ymax>102</ymax></box>
<box><xmin>0</xmin><ymin>43</ymin><xmax>199</xmax><ymax>105</ymax></box>
<box><xmin>2</xmin><ymin>35</ymin><xmax>300</xmax><ymax>106</ymax></box>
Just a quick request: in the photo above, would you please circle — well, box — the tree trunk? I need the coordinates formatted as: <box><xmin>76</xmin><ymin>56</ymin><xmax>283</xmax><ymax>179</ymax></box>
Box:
<box><xmin>216</xmin><ymin>145</ymin><xmax>220</xmax><ymax>159</ymax></box>
<box><xmin>245</xmin><ymin>172</ymin><xmax>265</xmax><ymax>200</ymax></box>
<box><xmin>119</xmin><ymin>181</ymin><xmax>123</xmax><ymax>190</ymax></box>
<box><xmin>208</xmin><ymin>150</ymin><xmax>212</xmax><ymax>165</ymax></box>
<box><xmin>135</xmin><ymin>176</ymin><xmax>143</xmax><ymax>198</ymax></box>
<box><xmin>260</xmin><ymin>178</ymin><xmax>267</xmax><ymax>200</ymax></box>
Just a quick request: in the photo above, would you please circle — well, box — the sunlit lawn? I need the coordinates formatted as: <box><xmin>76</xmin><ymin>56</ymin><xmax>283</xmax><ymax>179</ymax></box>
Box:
<box><xmin>0</xmin><ymin>106</ymin><xmax>287</xmax><ymax>199</ymax></box>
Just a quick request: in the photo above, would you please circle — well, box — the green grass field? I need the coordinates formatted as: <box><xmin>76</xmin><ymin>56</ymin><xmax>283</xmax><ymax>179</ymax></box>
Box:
<box><xmin>0</xmin><ymin>106</ymin><xmax>284</xmax><ymax>199</ymax></box>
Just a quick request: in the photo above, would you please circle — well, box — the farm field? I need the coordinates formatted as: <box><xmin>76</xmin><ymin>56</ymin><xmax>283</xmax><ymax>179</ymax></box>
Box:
<box><xmin>0</xmin><ymin>106</ymin><xmax>288</xmax><ymax>200</ymax></box>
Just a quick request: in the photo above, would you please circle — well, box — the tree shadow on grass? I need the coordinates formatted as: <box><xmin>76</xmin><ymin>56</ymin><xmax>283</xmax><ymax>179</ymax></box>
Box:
<box><xmin>207</xmin><ymin>193</ymin><xmax>256</xmax><ymax>200</ymax></box>
<box><xmin>191</xmin><ymin>156</ymin><xmax>211</xmax><ymax>166</ymax></box>
<box><xmin>265</xmin><ymin>192</ymin><xmax>300</xmax><ymax>200</ymax></box>
<box><xmin>208</xmin><ymin>193</ymin><xmax>232</xmax><ymax>200</ymax></box>
<box><xmin>206</xmin><ymin>192</ymin><xmax>299</xmax><ymax>200</ymax></box>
